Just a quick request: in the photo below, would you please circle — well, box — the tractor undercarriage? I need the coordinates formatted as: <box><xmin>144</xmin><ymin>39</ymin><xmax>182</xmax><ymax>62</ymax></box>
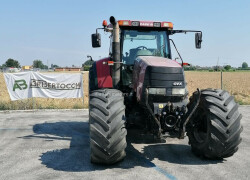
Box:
<box><xmin>125</xmin><ymin>88</ymin><xmax>201</xmax><ymax>140</ymax></box>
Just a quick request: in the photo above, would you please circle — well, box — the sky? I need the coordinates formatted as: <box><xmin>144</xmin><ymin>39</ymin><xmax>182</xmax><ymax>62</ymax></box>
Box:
<box><xmin>0</xmin><ymin>0</ymin><xmax>250</xmax><ymax>67</ymax></box>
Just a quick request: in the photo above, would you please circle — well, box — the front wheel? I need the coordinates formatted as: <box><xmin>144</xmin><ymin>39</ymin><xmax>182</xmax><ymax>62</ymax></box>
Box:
<box><xmin>187</xmin><ymin>89</ymin><xmax>243</xmax><ymax>159</ymax></box>
<box><xmin>89</xmin><ymin>89</ymin><xmax>127</xmax><ymax>164</ymax></box>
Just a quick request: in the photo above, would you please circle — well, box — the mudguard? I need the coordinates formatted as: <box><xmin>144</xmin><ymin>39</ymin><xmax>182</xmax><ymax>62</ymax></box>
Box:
<box><xmin>89</xmin><ymin>57</ymin><xmax>113</xmax><ymax>91</ymax></box>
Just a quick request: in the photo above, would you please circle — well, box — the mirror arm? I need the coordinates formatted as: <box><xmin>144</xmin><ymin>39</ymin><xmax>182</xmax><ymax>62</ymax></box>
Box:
<box><xmin>95</xmin><ymin>27</ymin><xmax>113</xmax><ymax>34</ymax></box>
<box><xmin>170</xmin><ymin>30</ymin><xmax>202</xmax><ymax>49</ymax></box>
<box><xmin>170</xmin><ymin>30</ymin><xmax>202</xmax><ymax>36</ymax></box>
<box><xmin>96</xmin><ymin>28</ymin><xmax>104</xmax><ymax>34</ymax></box>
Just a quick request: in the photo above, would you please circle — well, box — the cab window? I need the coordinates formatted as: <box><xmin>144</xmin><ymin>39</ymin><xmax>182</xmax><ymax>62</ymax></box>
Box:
<box><xmin>122</xmin><ymin>30</ymin><xmax>169</xmax><ymax>65</ymax></box>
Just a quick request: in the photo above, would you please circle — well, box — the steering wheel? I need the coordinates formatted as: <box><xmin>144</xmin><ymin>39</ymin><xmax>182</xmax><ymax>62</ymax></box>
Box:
<box><xmin>136</xmin><ymin>46</ymin><xmax>148</xmax><ymax>50</ymax></box>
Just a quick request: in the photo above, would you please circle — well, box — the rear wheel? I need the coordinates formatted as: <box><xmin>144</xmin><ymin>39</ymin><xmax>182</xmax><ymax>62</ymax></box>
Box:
<box><xmin>187</xmin><ymin>89</ymin><xmax>243</xmax><ymax>159</ymax></box>
<box><xmin>89</xmin><ymin>89</ymin><xmax>127</xmax><ymax>164</ymax></box>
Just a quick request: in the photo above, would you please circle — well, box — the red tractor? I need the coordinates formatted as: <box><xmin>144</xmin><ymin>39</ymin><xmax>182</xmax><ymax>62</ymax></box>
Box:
<box><xmin>89</xmin><ymin>16</ymin><xmax>242</xmax><ymax>164</ymax></box>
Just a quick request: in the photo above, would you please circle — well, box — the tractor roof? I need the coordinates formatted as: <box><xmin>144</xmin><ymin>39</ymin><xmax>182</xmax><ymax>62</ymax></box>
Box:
<box><xmin>118</xmin><ymin>20</ymin><xmax>173</xmax><ymax>29</ymax></box>
<box><xmin>105</xmin><ymin>20</ymin><xmax>173</xmax><ymax>30</ymax></box>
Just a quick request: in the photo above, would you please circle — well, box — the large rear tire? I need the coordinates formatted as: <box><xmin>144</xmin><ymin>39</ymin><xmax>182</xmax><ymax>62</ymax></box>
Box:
<box><xmin>187</xmin><ymin>89</ymin><xmax>243</xmax><ymax>159</ymax></box>
<box><xmin>89</xmin><ymin>89</ymin><xmax>127</xmax><ymax>164</ymax></box>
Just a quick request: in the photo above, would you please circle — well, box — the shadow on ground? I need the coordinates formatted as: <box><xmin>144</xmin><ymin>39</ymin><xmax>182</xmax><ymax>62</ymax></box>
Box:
<box><xmin>21</xmin><ymin>121</ymin><xmax>222</xmax><ymax>172</ymax></box>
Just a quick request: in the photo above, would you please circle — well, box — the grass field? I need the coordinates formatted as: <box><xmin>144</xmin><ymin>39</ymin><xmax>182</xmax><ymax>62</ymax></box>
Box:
<box><xmin>0</xmin><ymin>71</ymin><xmax>249</xmax><ymax>110</ymax></box>
<box><xmin>185</xmin><ymin>71</ymin><xmax>250</xmax><ymax>105</ymax></box>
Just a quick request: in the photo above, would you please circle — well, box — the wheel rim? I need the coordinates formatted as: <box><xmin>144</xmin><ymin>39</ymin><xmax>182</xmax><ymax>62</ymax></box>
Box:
<box><xmin>193</xmin><ymin>107</ymin><xmax>208</xmax><ymax>144</ymax></box>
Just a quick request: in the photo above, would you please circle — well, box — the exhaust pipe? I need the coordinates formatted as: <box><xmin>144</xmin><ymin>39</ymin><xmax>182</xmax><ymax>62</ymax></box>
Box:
<box><xmin>110</xmin><ymin>16</ymin><xmax>120</xmax><ymax>88</ymax></box>
<box><xmin>110</xmin><ymin>16</ymin><xmax>116</xmax><ymax>24</ymax></box>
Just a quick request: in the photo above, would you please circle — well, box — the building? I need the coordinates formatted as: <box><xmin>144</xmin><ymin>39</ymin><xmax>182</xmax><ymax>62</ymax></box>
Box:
<box><xmin>22</xmin><ymin>66</ymin><xmax>32</xmax><ymax>71</ymax></box>
<box><xmin>55</xmin><ymin>67</ymin><xmax>81</xmax><ymax>72</ymax></box>
<box><xmin>3</xmin><ymin>67</ymin><xmax>21</xmax><ymax>73</ymax></box>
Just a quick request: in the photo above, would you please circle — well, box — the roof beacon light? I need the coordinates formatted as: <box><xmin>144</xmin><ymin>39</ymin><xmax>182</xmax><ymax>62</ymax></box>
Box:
<box><xmin>102</xmin><ymin>20</ymin><xmax>107</xmax><ymax>27</ymax></box>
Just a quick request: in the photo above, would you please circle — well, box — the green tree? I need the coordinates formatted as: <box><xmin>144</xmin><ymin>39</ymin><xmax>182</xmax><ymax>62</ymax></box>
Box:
<box><xmin>183</xmin><ymin>64</ymin><xmax>196</xmax><ymax>71</ymax></box>
<box><xmin>4</xmin><ymin>58</ymin><xmax>21</xmax><ymax>68</ymax></box>
<box><xmin>83</xmin><ymin>66</ymin><xmax>91</xmax><ymax>71</ymax></box>
<box><xmin>33</xmin><ymin>60</ymin><xmax>47</xmax><ymax>69</ymax></box>
<box><xmin>242</xmin><ymin>62</ymin><xmax>248</xmax><ymax>69</ymax></box>
<box><xmin>52</xmin><ymin>64</ymin><xmax>59</xmax><ymax>68</ymax></box>
<box><xmin>224</xmin><ymin>65</ymin><xmax>231</xmax><ymax>71</ymax></box>
<box><xmin>84</xmin><ymin>60</ymin><xmax>94</xmax><ymax>66</ymax></box>
<box><xmin>83</xmin><ymin>59</ymin><xmax>94</xmax><ymax>71</ymax></box>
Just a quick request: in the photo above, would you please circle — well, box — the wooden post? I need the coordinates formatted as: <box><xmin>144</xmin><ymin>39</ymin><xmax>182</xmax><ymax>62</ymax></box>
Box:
<box><xmin>221</xmin><ymin>71</ymin><xmax>223</xmax><ymax>89</ymax></box>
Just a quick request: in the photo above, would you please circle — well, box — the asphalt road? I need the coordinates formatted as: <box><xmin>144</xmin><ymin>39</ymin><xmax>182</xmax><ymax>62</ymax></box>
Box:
<box><xmin>0</xmin><ymin>106</ymin><xmax>249</xmax><ymax>180</ymax></box>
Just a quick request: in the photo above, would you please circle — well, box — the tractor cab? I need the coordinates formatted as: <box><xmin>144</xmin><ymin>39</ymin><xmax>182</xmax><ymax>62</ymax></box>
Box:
<box><xmin>92</xmin><ymin>18</ymin><xmax>202</xmax><ymax>89</ymax></box>
<box><xmin>118</xmin><ymin>21</ymin><xmax>173</xmax><ymax>65</ymax></box>
<box><xmin>117</xmin><ymin>21</ymin><xmax>173</xmax><ymax>87</ymax></box>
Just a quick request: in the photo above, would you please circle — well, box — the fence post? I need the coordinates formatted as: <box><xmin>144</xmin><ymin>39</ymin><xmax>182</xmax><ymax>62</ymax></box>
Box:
<box><xmin>221</xmin><ymin>71</ymin><xmax>223</xmax><ymax>89</ymax></box>
<box><xmin>82</xmin><ymin>72</ymin><xmax>84</xmax><ymax>108</ymax></box>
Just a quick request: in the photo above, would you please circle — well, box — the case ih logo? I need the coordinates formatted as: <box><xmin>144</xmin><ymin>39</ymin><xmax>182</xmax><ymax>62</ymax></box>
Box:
<box><xmin>13</xmin><ymin>80</ymin><xmax>28</xmax><ymax>91</ymax></box>
<box><xmin>173</xmin><ymin>82</ymin><xmax>183</xmax><ymax>86</ymax></box>
<box><xmin>140</xmin><ymin>22</ymin><xmax>154</xmax><ymax>27</ymax></box>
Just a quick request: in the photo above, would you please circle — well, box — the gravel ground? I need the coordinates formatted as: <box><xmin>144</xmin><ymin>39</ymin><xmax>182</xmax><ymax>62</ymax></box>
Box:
<box><xmin>0</xmin><ymin>106</ymin><xmax>249</xmax><ymax>180</ymax></box>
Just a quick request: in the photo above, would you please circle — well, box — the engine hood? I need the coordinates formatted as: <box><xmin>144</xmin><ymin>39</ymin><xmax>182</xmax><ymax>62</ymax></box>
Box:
<box><xmin>133</xmin><ymin>56</ymin><xmax>184</xmax><ymax>102</ymax></box>
<box><xmin>136</xmin><ymin>56</ymin><xmax>182</xmax><ymax>68</ymax></box>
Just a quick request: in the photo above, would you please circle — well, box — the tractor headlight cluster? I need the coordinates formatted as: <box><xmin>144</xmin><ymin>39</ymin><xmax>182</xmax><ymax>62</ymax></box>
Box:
<box><xmin>172</xmin><ymin>88</ymin><xmax>186</xmax><ymax>95</ymax></box>
<box><xmin>148</xmin><ymin>88</ymin><xmax>166</xmax><ymax>95</ymax></box>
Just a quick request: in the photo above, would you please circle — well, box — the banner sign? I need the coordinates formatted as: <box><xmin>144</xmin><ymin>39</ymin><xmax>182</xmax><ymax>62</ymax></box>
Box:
<box><xmin>4</xmin><ymin>72</ymin><xmax>83</xmax><ymax>101</ymax></box>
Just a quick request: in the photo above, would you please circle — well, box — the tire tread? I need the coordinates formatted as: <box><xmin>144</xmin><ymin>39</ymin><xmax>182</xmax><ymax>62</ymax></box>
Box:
<box><xmin>187</xmin><ymin>88</ymin><xmax>242</xmax><ymax>159</ymax></box>
<box><xmin>89</xmin><ymin>89</ymin><xmax>127</xmax><ymax>164</ymax></box>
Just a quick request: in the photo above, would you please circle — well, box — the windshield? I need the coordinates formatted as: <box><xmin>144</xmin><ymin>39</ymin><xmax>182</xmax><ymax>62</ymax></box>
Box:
<box><xmin>122</xmin><ymin>30</ymin><xmax>170</xmax><ymax>65</ymax></box>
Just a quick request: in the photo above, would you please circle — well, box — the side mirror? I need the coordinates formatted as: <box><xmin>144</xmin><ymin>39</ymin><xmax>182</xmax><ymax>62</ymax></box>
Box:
<box><xmin>195</xmin><ymin>33</ymin><xmax>202</xmax><ymax>49</ymax></box>
<box><xmin>92</xmin><ymin>33</ymin><xmax>101</xmax><ymax>48</ymax></box>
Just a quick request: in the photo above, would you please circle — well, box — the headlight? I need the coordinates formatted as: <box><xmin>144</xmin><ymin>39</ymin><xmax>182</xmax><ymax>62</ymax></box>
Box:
<box><xmin>148</xmin><ymin>88</ymin><xmax>166</xmax><ymax>95</ymax></box>
<box><xmin>172</xmin><ymin>88</ymin><xmax>186</xmax><ymax>95</ymax></box>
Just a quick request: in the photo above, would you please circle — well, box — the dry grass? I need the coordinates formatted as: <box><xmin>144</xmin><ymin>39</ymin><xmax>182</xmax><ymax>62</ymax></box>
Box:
<box><xmin>0</xmin><ymin>71</ymin><xmax>249</xmax><ymax>110</ymax></box>
<box><xmin>185</xmin><ymin>71</ymin><xmax>250</xmax><ymax>104</ymax></box>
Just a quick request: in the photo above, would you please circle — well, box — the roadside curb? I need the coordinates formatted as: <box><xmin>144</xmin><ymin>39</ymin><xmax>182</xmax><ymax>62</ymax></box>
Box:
<box><xmin>0</xmin><ymin>109</ymin><xmax>89</xmax><ymax>114</ymax></box>
<box><xmin>0</xmin><ymin>105</ymin><xmax>248</xmax><ymax>114</ymax></box>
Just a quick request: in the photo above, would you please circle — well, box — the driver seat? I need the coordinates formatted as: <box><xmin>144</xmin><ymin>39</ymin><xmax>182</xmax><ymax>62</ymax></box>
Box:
<box><xmin>128</xmin><ymin>49</ymin><xmax>152</xmax><ymax>64</ymax></box>
<box><xmin>136</xmin><ymin>49</ymin><xmax>153</xmax><ymax>57</ymax></box>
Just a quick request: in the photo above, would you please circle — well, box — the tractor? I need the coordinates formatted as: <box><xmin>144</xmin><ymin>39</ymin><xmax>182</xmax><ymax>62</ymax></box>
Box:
<box><xmin>89</xmin><ymin>16</ymin><xmax>242</xmax><ymax>164</ymax></box>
